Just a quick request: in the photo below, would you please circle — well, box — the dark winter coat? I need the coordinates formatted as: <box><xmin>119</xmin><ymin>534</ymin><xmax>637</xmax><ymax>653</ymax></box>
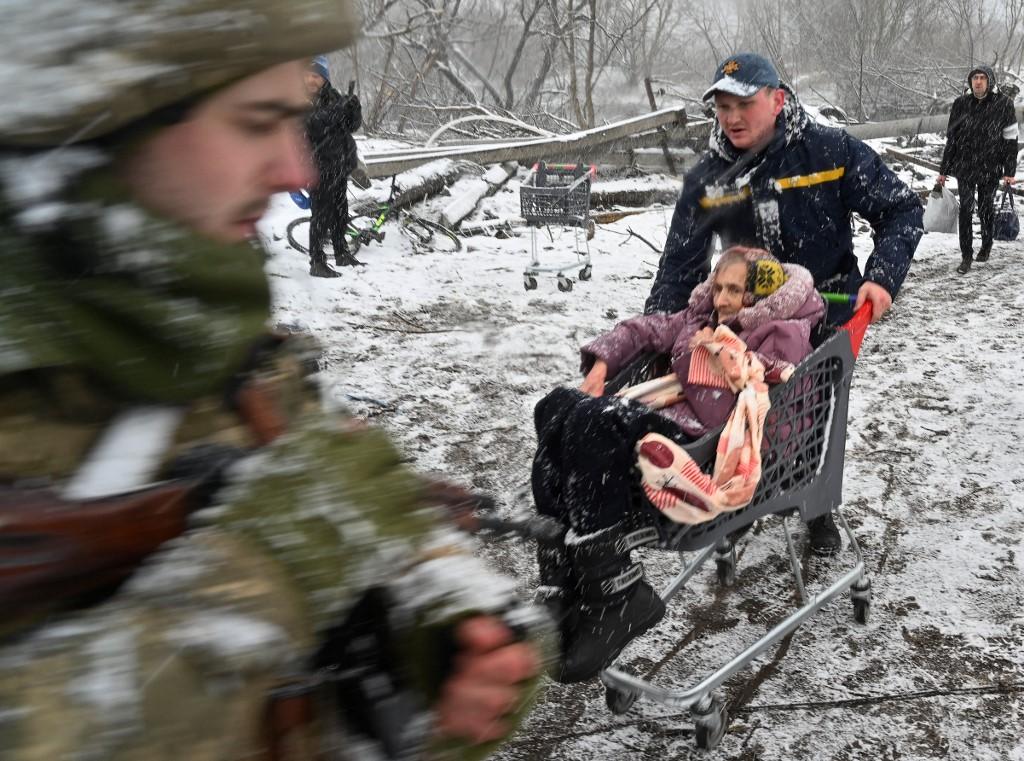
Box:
<box><xmin>939</xmin><ymin>66</ymin><xmax>1019</xmax><ymax>185</ymax></box>
<box><xmin>307</xmin><ymin>83</ymin><xmax>362</xmax><ymax>189</ymax></box>
<box><xmin>645</xmin><ymin>88</ymin><xmax>923</xmax><ymax>320</ymax></box>
<box><xmin>582</xmin><ymin>262</ymin><xmax>824</xmax><ymax>438</ymax></box>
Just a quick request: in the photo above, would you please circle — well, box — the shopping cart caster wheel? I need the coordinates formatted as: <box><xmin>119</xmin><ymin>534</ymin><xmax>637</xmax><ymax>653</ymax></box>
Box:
<box><xmin>605</xmin><ymin>685</ymin><xmax>639</xmax><ymax>715</ymax></box>
<box><xmin>851</xmin><ymin>577</ymin><xmax>871</xmax><ymax>625</ymax></box>
<box><xmin>557</xmin><ymin>276</ymin><xmax>573</xmax><ymax>292</ymax></box>
<box><xmin>523</xmin><ymin>275</ymin><xmax>538</xmax><ymax>291</ymax></box>
<box><xmin>579</xmin><ymin>265</ymin><xmax>593</xmax><ymax>281</ymax></box>
<box><xmin>692</xmin><ymin>696</ymin><xmax>727</xmax><ymax>750</ymax></box>
<box><xmin>853</xmin><ymin>598</ymin><xmax>870</xmax><ymax>625</ymax></box>
<box><xmin>715</xmin><ymin>556</ymin><xmax>736</xmax><ymax>587</ymax></box>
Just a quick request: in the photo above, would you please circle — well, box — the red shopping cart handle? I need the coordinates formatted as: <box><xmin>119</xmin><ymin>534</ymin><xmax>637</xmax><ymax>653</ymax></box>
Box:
<box><xmin>529</xmin><ymin>162</ymin><xmax>597</xmax><ymax>176</ymax></box>
<box><xmin>841</xmin><ymin>302</ymin><xmax>872</xmax><ymax>359</ymax></box>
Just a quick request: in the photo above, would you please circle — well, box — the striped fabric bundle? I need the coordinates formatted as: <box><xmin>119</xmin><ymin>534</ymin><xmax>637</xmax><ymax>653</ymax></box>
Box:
<box><xmin>635</xmin><ymin>325</ymin><xmax>776</xmax><ymax>523</ymax></box>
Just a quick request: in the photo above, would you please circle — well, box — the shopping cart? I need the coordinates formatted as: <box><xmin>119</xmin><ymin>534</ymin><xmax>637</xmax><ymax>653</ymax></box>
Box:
<box><xmin>595</xmin><ymin>303</ymin><xmax>874</xmax><ymax>750</ymax></box>
<box><xmin>519</xmin><ymin>162</ymin><xmax>596</xmax><ymax>292</ymax></box>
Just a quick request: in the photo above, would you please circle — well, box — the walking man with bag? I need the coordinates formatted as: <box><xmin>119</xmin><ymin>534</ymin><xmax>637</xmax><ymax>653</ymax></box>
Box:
<box><xmin>937</xmin><ymin>65</ymin><xmax>1019</xmax><ymax>274</ymax></box>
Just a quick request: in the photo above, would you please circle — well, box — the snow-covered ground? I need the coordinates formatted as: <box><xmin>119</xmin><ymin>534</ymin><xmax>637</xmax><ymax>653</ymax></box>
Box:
<box><xmin>258</xmin><ymin>144</ymin><xmax>1024</xmax><ymax>760</ymax></box>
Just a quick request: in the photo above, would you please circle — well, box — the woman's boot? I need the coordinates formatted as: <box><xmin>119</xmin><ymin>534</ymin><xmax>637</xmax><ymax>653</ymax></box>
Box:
<box><xmin>557</xmin><ymin>523</ymin><xmax>663</xmax><ymax>683</ymax></box>
<box><xmin>535</xmin><ymin>534</ymin><xmax>575</xmax><ymax>624</ymax></box>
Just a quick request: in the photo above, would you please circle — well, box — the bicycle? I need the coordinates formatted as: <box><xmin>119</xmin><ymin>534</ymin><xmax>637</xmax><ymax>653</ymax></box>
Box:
<box><xmin>286</xmin><ymin>177</ymin><xmax>461</xmax><ymax>257</ymax></box>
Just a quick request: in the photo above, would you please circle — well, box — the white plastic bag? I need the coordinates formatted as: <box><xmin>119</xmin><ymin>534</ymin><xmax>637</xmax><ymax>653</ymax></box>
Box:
<box><xmin>922</xmin><ymin>184</ymin><xmax>959</xmax><ymax>234</ymax></box>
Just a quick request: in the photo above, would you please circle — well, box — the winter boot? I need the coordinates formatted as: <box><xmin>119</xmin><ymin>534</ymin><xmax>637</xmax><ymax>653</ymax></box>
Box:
<box><xmin>976</xmin><ymin>243</ymin><xmax>991</xmax><ymax>263</ymax></box>
<box><xmin>535</xmin><ymin>534</ymin><xmax>575</xmax><ymax>626</ymax></box>
<box><xmin>956</xmin><ymin>255</ymin><xmax>973</xmax><ymax>275</ymax></box>
<box><xmin>334</xmin><ymin>247</ymin><xmax>363</xmax><ymax>267</ymax></box>
<box><xmin>310</xmin><ymin>253</ymin><xmax>341</xmax><ymax>278</ymax></box>
<box><xmin>556</xmin><ymin>523</ymin><xmax>664</xmax><ymax>683</ymax></box>
<box><xmin>807</xmin><ymin>513</ymin><xmax>842</xmax><ymax>556</ymax></box>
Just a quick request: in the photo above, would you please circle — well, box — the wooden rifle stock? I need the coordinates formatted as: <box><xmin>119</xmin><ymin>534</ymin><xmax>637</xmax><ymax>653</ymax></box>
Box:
<box><xmin>0</xmin><ymin>482</ymin><xmax>198</xmax><ymax>617</ymax></box>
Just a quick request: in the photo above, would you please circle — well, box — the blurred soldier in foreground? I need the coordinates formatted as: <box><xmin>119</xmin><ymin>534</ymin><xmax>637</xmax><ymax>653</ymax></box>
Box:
<box><xmin>0</xmin><ymin>2</ymin><xmax>545</xmax><ymax>758</ymax></box>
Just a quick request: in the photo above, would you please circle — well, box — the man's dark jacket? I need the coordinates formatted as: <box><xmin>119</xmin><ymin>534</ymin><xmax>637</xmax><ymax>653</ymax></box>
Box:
<box><xmin>939</xmin><ymin>65</ymin><xmax>1018</xmax><ymax>185</ymax></box>
<box><xmin>646</xmin><ymin>89</ymin><xmax>923</xmax><ymax>318</ymax></box>
<box><xmin>307</xmin><ymin>83</ymin><xmax>361</xmax><ymax>189</ymax></box>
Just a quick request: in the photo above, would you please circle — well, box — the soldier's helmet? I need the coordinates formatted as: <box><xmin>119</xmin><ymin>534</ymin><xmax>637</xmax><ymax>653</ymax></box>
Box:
<box><xmin>1</xmin><ymin>0</ymin><xmax>359</xmax><ymax>147</ymax></box>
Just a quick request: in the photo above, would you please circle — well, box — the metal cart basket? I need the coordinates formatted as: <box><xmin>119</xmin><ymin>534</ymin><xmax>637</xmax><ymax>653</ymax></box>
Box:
<box><xmin>597</xmin><ymin>305</ymin><xmax>874</xmax><ymax>750</ymax></box>
<box><xmin>520</xmin><ymin>162</ymin><xmax>596</xmax><ymax>292</ymax></box>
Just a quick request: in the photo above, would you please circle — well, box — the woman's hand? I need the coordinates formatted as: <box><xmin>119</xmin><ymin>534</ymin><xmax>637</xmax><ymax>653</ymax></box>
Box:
<box><xmin>580</xmin><ymin>360</ymin><xmax>608</xmax><ymax>397</ymax></box>
<box><xmin>688</xmin><ymin>327</ymin><xmax>714</xmax><ymax>350</ymax></box>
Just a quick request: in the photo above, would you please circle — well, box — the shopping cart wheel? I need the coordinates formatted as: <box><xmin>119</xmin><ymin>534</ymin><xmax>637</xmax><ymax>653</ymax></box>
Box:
<box><xmin>692</xmin><ymin>695</ymin><xmax>728</xmax><ymax>750</ymax></box>
<box><xmin>605</xmin><ymin>685</ymin><xmax>639</xmax><ymax>715</ymax></box>
<box><xmin>715</xmin><ymin>555</ymin><xmax>736</xmax><ymax>587</ymax></box>
<box><xmin>853</xmin><ymin>598</ymin><xmax>870</xmax><ymax>625</ymax></box>
<box><xmin>579</xmin><ymin>265</ymin><xmax>593</xmax><ymax>281</ymax></box>
<box><xmin>851</xmin><ymin>577</ymin><xmax>872</xmax><ymax>625</ymax></box>
<box><xmin>557</xmin><ymin>275</ymin><xmax>574</xmax><ymax>292</ymax></box>
<box><xmin>524</xmin><ymin>275</ymin><xmax>538</xmax><ymax>291</ymax></box>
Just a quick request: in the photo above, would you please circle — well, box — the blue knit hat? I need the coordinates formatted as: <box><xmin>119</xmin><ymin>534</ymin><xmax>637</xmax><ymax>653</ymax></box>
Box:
<box><xmin>310</xmin><ymin>55</ymin><xmax>330</xmax><ymax>82</ymax></box>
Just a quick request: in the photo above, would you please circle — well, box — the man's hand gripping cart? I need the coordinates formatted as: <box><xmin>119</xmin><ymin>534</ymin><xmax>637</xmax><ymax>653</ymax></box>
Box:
<box><xmin>520</xmin><ymin>162</ymin><xmax>596</xmax><ymax>292</ymax></box>
<box><xmin>599</xmin><ymin>303</ymin><xmax>874</xmax><ymax>751</ymax></box>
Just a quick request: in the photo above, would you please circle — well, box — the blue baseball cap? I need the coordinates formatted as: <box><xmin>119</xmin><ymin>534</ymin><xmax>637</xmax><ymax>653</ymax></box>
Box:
<box><xmin>702</xmin><ymin>53</ymin><xmax>780</xmax><ymax>101</ymax></box>
<box><xmin>310</xmin><ymin>55</ymin><xmax>330</xmax><ymax>83</ymax></box>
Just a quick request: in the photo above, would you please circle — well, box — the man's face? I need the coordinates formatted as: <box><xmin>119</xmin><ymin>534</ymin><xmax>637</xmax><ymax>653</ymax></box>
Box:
<box><xmin>304</xmin><ymin>71</ymin><xmax>326</xmax><ymax>97</ymax></box>
<box><xmin>121</xmin><ymin>61</ymin><xmax>315</xmax><ymax>243</ymax></box>
<box><xmin>713</xmin><ymin>88</ymin><xmax>786</xmax><ymax>151</ymax></box>
<box><xmin>972</xmin><ymin>73</ymin><xmax>989</xmax><ymax>97</ymax></box>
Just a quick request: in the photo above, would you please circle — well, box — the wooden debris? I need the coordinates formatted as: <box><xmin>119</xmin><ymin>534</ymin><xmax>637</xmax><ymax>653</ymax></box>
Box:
<box><xmin>440</xmin><ymin>162</ymin><xmax>517</xmax><ymax>228</ymax></box>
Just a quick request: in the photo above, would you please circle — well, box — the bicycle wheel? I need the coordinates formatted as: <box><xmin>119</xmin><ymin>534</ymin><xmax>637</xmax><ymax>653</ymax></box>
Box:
<box><xmin>400</xmin><ymin>215</ymin><xmax>462</xmax><ymax>253</ymax></box>
<box><xmin>286</xmin><ymin>216</ymin><xmax>311</xmax><ymax>254</ymax></box>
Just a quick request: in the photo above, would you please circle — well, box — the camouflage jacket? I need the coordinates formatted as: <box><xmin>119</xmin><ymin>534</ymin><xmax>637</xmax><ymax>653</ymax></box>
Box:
<box><xmin>0</xmin><ymin>161</ymin><xmax>542</xmax><ymax>761</ymax></box>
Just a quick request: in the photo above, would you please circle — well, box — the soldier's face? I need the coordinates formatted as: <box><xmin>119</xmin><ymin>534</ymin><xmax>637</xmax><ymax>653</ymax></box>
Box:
<box><xmin>714</xmin><ymin>88</ymin><xmax>785</xmax><ymax>151</ymax></box>
<box><xmin>972</xmin><ymin>73</ymin><xmax>989</xmax><ymax>97</ymax></box>
<box><xmin>121</xmin><ymin>61</ymin><xmax>315</xmax><ymax>243</ymax></box>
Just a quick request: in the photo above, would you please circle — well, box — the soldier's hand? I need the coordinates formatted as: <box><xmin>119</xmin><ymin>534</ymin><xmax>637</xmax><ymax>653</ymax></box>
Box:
<box><xmin>1004</xmin><ymin>176</ymin><xmax>1017</xmax><ymax>186</ymax></box>
<box><xmin>855</xmin><ymin>281</ymin><xmax>893</xmax><ymax>323</ymax></box>
<box><xmin>434</xmin><ymin>616</ymin><xmax>540</xmax><ymax>744</ymax></box>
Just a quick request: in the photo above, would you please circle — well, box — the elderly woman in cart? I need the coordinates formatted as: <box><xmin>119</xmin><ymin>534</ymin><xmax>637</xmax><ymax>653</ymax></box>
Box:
<box><xmin>532</xmin><ymin>246</ymin><xmax>826</xmax><ymax>683</ymax></box>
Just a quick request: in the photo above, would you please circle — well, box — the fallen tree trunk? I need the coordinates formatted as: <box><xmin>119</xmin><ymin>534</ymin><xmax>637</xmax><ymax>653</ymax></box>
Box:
<box><xmin>440</xmin><ymin>162</ymin><xmax>517</xmax><ymax>228</ymax></box>
<box><xmin>850</xmin><ymin>106</ymin><xmax>1024</xmax><ymax>141</ymax></box>
<box><xmin>885</xmin><ymin>147</ymin><xmax>1024</xmax><ymax>198</ymax></box>
<box><xmin>349</xmin><ymin>159</ymin><xmax>464</xmax><ymax>218</ymax></box>
<box><xmin>364</xmin><ymin>107</ymin><xmax>691</xmax><ymax>177</ymax></box>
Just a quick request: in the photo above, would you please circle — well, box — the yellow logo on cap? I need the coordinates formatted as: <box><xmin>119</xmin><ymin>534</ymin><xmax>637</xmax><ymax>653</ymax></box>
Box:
<box><xmin>723</xmin><ymin>60</ymin><xmax>740</xmax><ymax>75</ymax></box>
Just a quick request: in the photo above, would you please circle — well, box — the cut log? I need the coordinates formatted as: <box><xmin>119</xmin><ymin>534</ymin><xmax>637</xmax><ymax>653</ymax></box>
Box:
<box><xmin>440</xmin><ymin>162</ymin><xmax>517</xmax><ymax>228</ymax></box>
<box><xmin>590</xmin><ymin>177</ymin><xmax>679</xmax><ymax>208</ymax></box>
